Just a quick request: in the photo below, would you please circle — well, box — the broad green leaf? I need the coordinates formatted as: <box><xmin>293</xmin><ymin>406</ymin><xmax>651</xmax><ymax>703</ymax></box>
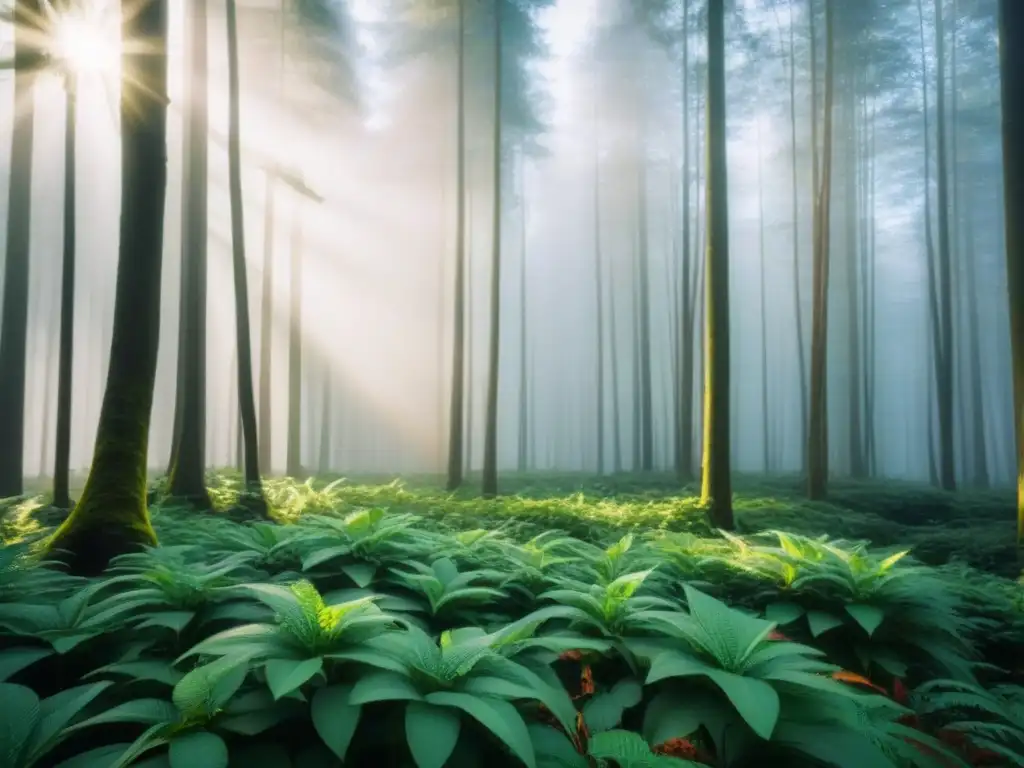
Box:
<box><xmin>587</xmin><ymin>730</ymin><xmax>653</xmax><ymax>765</ymax></box>
<box><xmin>527</xmin><ymin>724</ymin><xmax>588</xmax><ymax>768</ymax></box>
<box><xmin>172</xmin><ymin>656</ymin><xmax>251</xmax><ymax>718</ymax></box>
<box><xmin>339</xmin><ymin>563</ymin><xmax>377</xmax><ymax>588</ymax></box>
<box><xmin>582</xmin><ymin>679</ymin><xmax>642</xmax><ymax>734</ymax></box>
<box><xmin>844</xmin><ymin>604</ymin><xmax>885</xmax><ymax>637</ymax></box>
<box><xmin>66</xmin><ymin>699</ymin><xmax>177</xmax><ymax>732</ymax></box>
<box><xmin>302</xmin><ymin>546</ymin><xmax>352</xmax><ymax>572</ymax></box>
<box><xmin>349</xmin><ymin>670</ymin><xmax>422</xmax><ymax>704</ymax></box>
<box><xmin>704</xmin><ymin>669</ymin><xmax>780</xmax><ymax>740</ymax></box>
<box><xmin>137</xmin><ymin>612</ymin><xmax>195</xmax><ymax>633</ymax></box>
<box><xmin>642</xmin><ymin>691</ymin><xmax>703</xmax><ymax>746</ymax></box>
<box><xmin>426</xmin><ymin>692</ymin><xmax>536</xmax><ymax>768</ymax></box>
<box><xmin>310</xmin><ymin>685</ymin><xmax>361</xmax><ymax>762</ymax></box>
<box><xmin>27</xmin><ymin>681</ymin><xmax>113</xmax><ymax>759</ymax></box>
<box><xmin>0</xmin><ymin>647</ymin><xmax>52</xmax><ymax>682</ymax></box>
<box><xmin>265</xmin><ymin>658</ymin><xmax>323</xmax><ymax>700</ymax></box>
<box><xmin>52</xmin><ymin>744</ymin><xmax>134</xmax><ymax>768</ymax></box>
<box><xmin>806</xmin><ymin>611</ymin><xmax>844</xmax><ymax>638</ymax></box>
<box><xmin>0</xmin><ymin>683</ymin><xmax>41</xmax><ymax>766</ymax></box>
<box><xmin>85</xmin><ymin>660</ymin><xmax>184</xmax><ymax>687</ymax></box>
<box><xmin>764</xmin><ymin>602</ymin><xmax>805</xmax><ymax>625</ymax></box>
<box><xmin>405</xmin><ymin>701</ymin><xmax>461</xmax><ymax>768</ymax></box>
<box><xmin>646</xmin><ymin>651</ymin><xmax>715</xmax><ymax>685</ymax></box>
<box><xmin>168</xmin><ymin>731</ymin><xmax>228</xmax><ymax>768</ymax></box>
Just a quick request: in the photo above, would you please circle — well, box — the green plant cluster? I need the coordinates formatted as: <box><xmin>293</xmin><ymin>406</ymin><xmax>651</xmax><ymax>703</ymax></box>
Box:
<box><xmin>0</xmin><ymin>494</ymin><xmax>1021</xmax><ymax>767</ymax></box>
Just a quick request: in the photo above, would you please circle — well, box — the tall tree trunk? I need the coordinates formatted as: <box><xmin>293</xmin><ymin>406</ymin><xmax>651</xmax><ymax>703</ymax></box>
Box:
<box><xmin>997</xmin><ymin>0</ymin><xmax>1024</xmax><ymax>544</ymax></box>
<box><xmin>962</xmin><ymin>193</ymin><xmax>989</xmax><ymax>488</ymax></box>
<box><xmin>446</xmin><ymin>0</ymin><xmax>467</xmax><ymax>490</ymax></box>
<box><xmin>845</xmin><ymin>70</ymin><xmax>865</xmax><ymax>477</ymax></box>
<box><xmin>610</xmin><ymin>267</ymin><xmax>622</xmax><ymax>474</ymax></box>
<box><xmin>0</xmin><ymin>0</ymin><xmax>40</xmax><ymax>498</ymax></box>
<box><xmin>225</xmin><ymin>0</ymin><xmax>263</xmax><ymax>501</ymax></box>
<box><xmin>286</xmin><ymin>209</ymin><xmax>304</xmax><ymax>477</ymax></box>
<box><xmin>757</xmin><ymin>115</ymin><xmax>770</xmax><ymax>473</ymax></box>
<box><xmin>807</xmin><ymin>0</ymin><xmax>835</xmax><ymax>500</ymax></box>
<box><xmin>481</xmin><ymin>0</ymin><xmax>503</xmax><ymax>498</ymax></box>
<box><xmin>53</xmin><ymin>74</ymin><xmax>78</xmax><ymax>509</ymax></box>
<box><xmin>933</xmin><ymin>0</ymin><xmax>957</xmax><ymax>490</ymax></box>
<box><xmin>517</xmin><ymin>152</ymin><xmax>529</xmax><ymax>473</ymax></box>
<box><xmin>258</xmin><ymin>174</ymin><xmax>275</xmax><ymax>474</ymax></box>
<box><xmin>636</xmin><ymin>135</ymin><xmax>653</xmax><ymax>472</ymax></box>
<box><xmin>318</xmin><ymin>359</ymin><xmax>331</xmax><ymax>474</ymax></box>
<box><xmin>916</xmin><ymin>0</ymin><xmax>945</xmax><ymax>490</ymax></box>
<box><xmin>788</xmin><ymin>0</ymin><xmax>808</xmax><ymax>470</ymax></box>
<box><xmin>593</xmin><ymin>100</ymin><xmax>605</xmax><ymax>475</ymax></box>
<box><xmin>45</xmin><ymin>0</ymin><xmax>168</xmax><ymax>574</ymax></box>
<box><xmin>699</xmin><ymin>0</ymin><xmax>733</xmax><ymax>529</ymax></box>
<box><xmin>168</xmin><ymin>0</ymin><xmax>211</xmax><ymax>506</ymax></box>
<box><xmin>677</xmin><ymin>1</ymin><xmax>695</xmax><ymax>481</ymax></box>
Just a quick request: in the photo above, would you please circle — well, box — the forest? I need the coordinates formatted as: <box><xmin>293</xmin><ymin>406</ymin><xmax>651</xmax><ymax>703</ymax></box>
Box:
<box><xmin>0</xmin><ymin>0</ymin><xmax>1022</xmax><ymax>765</ymax></box>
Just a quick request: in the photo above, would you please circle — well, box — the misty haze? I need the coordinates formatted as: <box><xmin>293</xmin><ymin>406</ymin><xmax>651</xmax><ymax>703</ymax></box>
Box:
<box><xmin>0</xmin><ymin>0</ymin><xmax>1022</xmax><ymax>766</ymax></box>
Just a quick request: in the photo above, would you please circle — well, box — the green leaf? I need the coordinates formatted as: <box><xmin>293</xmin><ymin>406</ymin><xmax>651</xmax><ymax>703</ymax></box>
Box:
<box><xmin>426</xmin><ymin>692</ymin><xmax>536</xmax><ymax>768</ymax></box>
<box><xmin>527</xmin><ymin>724</ymin><xmax>588</xmax><ymax>768</ymax></box>
<box><xmin>642</xmin><ymin>691</ymin><xmax>703</xmax><ymax>746</ymax></box>
<box><xmin>27</xmin><ymin>681</ymin><xmax>113</xmax><ymax>760</ymax></box>
<box><xmin>0</xmin><ymin>647</ymin><xmax>52</xmax><ymax>682</ymax></box>
<box><xmin>137</xmin><ymin>612</ymin><xmax>195</xmax><ymax>633</ymax></box>
<box><xmin>582</xmin><ymin>679</ymin><xmax>642</xmax><ymax>734</ymax></box>
<box><xmin>806</xmin><ymin>611</ymin><xmax>845</xmax><ymax>638</ymax></box>
<box><xmin>587</xmin><ymin>730</ymin><xmax>653</xmax><ymax>766</ymax></box>
<box><xmin>646</xmin><ymin>651</ymin><xmax>715</xmax><ymax>685</ymax></box>
<box><xmin>66</xmin><ymin>699</ymin><xmax>177</xmax><ymax>732</ymax></box>
<box><xmin>310</xmin><ymin>685</ymin><xmax>361</xmax><ymax>762</ymax></box>
<box><xmin>349</xmin><ymin>670</ymin><xmax>422</xmax><ymax>704</ymax></box>
<box><xmin>704</xmin><ymin>669</ymin><xmax>780</xmax><ymax>740</ymax></box>
<box><xmin>265</xmin><ymin>658</ymin><xmax>323</xmax><ymax>700</ymax></box>
<box><xmin>0</xmin><ymin>683</ymin><xmax>41</xmax><ymax>766</ymax></box>
<box><xmin>405</xmin><ymin>701</ymin><xmax>461</xmax><ymax>768</ymax></box>
<box><xmin>844</xmin><ymin>604</ymin><xmax>885</xmax><ymax>637</ymax></box>
<box><xmin>85</xmin><ymin>660</ymin><xmax>184</xmax><ymax>687</ymax></box>
<box><xmin>764</xmin><ymin>602</ymin><xmax>805</xmax><ymax>625</ymax></box>
<box><xmin>168</xmin><ymin>731</ymin><xmax>228</xmax><ymax>768</ymax></box>
<box><xmin>52</xmin><ymin>744</ymin><xmax>134</xmax><ymax>768</ymax></box>
<box><xmin>340</xmin><ymin>563</ymin><xmax>377</xmax><ymax>588</ymax></box>
<box><xmin>172</xmin><ymin>656</ymin><xmax>251</xmax><ymax>718</ymax></box>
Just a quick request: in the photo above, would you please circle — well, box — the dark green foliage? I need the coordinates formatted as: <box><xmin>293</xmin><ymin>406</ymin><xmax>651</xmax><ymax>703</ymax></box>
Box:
<box><xmin>0</xmin><ymin>473</ymin><xmax>1020</xmax><ymax>766</ymax></box>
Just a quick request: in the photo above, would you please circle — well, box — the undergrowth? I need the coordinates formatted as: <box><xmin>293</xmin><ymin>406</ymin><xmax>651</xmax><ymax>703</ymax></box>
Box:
<box><xmin>0</xmin><ymin>472</ymin><xmax>1019</xmax><ymax>766</ymax></box>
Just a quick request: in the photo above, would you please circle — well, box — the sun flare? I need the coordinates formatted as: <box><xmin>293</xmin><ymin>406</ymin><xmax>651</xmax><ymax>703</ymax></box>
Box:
<box><xmin>50</xmin><ymin>9</ymin><xmax>120</xmax><ymax>79</ymax></box>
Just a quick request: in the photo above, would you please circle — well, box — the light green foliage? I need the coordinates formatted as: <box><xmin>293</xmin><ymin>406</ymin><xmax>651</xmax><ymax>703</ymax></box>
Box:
<box><xmin>0</xmin><ymin>473</ymin><xmax>1018</xmax><ymax>766</ymax></box>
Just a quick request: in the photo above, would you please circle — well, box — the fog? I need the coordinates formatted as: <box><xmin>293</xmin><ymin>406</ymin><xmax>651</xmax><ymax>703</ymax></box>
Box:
<box><xmin>0</xmin><ymin>0</ymin><xmax>1014</xmax><ymax>487</ymax></box>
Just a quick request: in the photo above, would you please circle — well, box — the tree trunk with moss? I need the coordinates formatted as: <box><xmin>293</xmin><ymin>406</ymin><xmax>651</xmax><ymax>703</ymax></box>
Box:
<box><xmin>45</xmin><ymin>0</ymin><xmax>168</xmax><ymax>575</ymax></box>
<box><xmin>998</xmin><ymin>0</ymin><xmax>1024</xmax><ymax>544</ymax></box>
<box><xmin>699</xmin><ymin>0</ymin><xmax>733</xmax><ymax>530</ymax></box>
<box><xmin>167</xmin><ymin>0</ymin><xmax>212</xmax><ymax>507</ymax></box>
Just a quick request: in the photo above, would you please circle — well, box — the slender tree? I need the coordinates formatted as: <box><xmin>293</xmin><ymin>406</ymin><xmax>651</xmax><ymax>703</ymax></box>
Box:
<box><xmin>286</xmin><ymin>207</ymin><xmax>304</xmax><ymax>477</ymax></box>
<box><xmin>167</xmin><ymin>0</ymin><xmax>211</xmax><ymax>506</ymax></box>
<box><xmin>699</xmin><ymin>0</ymin><xmax>733</xmax><ymax>529</ymax></box>
<box><xmin>226</xmin><ymin>0</ymin><xmax>265</xmax><ymax>505</ymax></box>
<box><xmin>676</xmin><ymin>0</ymin><xmax>695</xmax><ymax>481</ymax></box>
<box><xmin>481</xmin><ymin>0</ymin><xmax>503</xmax><ymax>498</ymax></box>
<box><xmin>592</xmin><ymin>94</ymin><xmax>605</xmax><ymax>475</ymax></box>
<box><xmin>45</xmin><ymin>0</ymin><xmax>169</xmax><ymax>574</ymax></box>
<box><xmin>518</xmin><ymin>150</ymin><xmax>530</xmax><ymax>473</ymax></box>
<box><xmin>52</xmin><ymin>62</ymin><xmax>77</xmax><ymax>509</ymax></box>
<box><xmin>997</xmin><ymin>0</ymin><xmax>1024</xmax><ymax>544</ymax></box>
<box><xmin>446</xmin><ymin>0</ymin><xmax>468</xmax><ymax>491</ymax></box>
<box><xmin>807</xmin><ymin>0</ymin><xmax>835</xmax><ymax>500</ymax></box>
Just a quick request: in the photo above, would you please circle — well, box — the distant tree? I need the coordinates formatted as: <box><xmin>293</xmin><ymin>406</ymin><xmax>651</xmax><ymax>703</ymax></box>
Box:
<box><xmin>807</xmin><ymin>0</ymin><xmax>835</xmax><ymax>500</ymax></box>
<box><xmin>226</xmin><ymin>0</ymin><xmax>265</xmax><ymax>508</ymax></box>
<box><xmin>45</xmin><ymin>0</ymin><xmax>169</xmax><ymax>575</ymax></box>
<box><xmin>997</xmin><ymin>0</ymin><xmax>1024</xmax><ymax>544</ymax></box>
<box><xmin>167</xmin><ymin>0</ymin><xmax>212</xmax><ymax>508</ymax></box>
<box><xmin>699</xmin><ymin>0</ymin><xmax>733</xmax><ymax>530</ymax></box>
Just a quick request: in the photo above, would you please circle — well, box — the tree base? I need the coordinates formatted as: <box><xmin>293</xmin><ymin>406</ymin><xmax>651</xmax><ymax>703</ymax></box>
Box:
<box><xmin>44</xmin><ymin>515</ymin><xmax>157</xmax><ymax>576</ymax></box>
<box><xmin>223</xmin><ymin>491</ymin><xmax>271</xmax><ymax>523</ymax></box>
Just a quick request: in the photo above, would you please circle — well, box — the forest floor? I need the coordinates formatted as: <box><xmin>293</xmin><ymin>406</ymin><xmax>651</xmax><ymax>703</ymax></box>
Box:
<box><xmin>1</xmin><ymin>471</ymin><xmax>1022</xmax><ymax>766</ymax></box>
<box><xmin>9</xmin><ymin>469</ymin><xmax>1021</xmax><ymax>578</ymax></box>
